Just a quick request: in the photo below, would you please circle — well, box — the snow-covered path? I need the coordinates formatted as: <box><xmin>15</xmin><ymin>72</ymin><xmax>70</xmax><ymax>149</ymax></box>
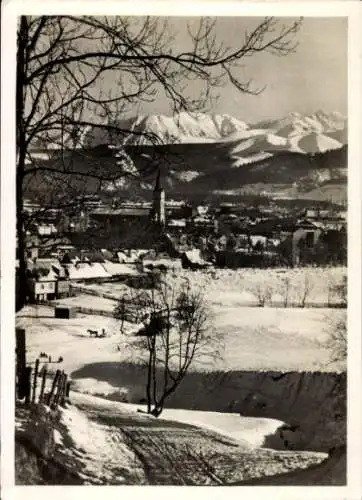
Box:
<box><xmin>54</xmin><ymin>392</ymin><xmax>327</xmax><ymax>485</ymax></box>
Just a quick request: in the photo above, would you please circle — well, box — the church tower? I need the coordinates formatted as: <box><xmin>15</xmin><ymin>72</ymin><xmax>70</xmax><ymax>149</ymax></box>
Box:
<box><xmin>150</xmin><ymin>167</ymin><xmax>165</xmax><ymax>226</ymax></box>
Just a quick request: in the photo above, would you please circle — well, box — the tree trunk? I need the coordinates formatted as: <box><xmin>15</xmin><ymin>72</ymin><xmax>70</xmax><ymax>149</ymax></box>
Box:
<box><xmin>16</xmin><ymin>170</ymin><xmax>28</xmax><ymax>311</ymax></box>
<box><xmin>151</xmin><ymin>336</ymin><xmax>157</xmax><ymax>411</ymax></box>
<box><xmin>146</xmin><ymin>343</ymin><xmax>152</xmax><ymax>414</ymax></box>
<box><xmin>152</xmin><ymin>379</ymin><xmax>181</xmax><ymax>418</ymax></box>
<box><xmin>16</xmin><ymin>16</ymin><xmax>29</xmax><ymax>312</ymax></box>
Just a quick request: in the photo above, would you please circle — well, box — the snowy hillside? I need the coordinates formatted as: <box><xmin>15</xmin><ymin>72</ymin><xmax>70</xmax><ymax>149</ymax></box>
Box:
<box><xmin>253</xmin><ymin>111</ymin><xmax>347</xmax><ymax>137</ymax></box>
<box><xmin>221</xmin><ymin>111</ymin><xmax>346</xmax><ymax>158</ymax></box>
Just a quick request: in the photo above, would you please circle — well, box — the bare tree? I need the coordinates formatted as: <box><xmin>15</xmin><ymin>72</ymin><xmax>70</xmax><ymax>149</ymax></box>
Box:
<box><xmin>114</xmin><ymin>277</ymin><xmax>222</xmax><ymax>416</ymax></box>
<box><xmin>17</xmin><ymin>15</ymin><xmax>302</xmax><ymax>310</ymax></box>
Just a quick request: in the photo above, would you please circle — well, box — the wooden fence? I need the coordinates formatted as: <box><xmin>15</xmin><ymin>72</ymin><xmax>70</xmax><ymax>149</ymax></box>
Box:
<box><xmin>16</xmin><ymin>328</ymin><xmax>70</xmax><ymax>410</ymax></box>
<box><xmin>18</xmin><ymin>359</ymin><xmax>71</xmax><ymax>410</ymax></box>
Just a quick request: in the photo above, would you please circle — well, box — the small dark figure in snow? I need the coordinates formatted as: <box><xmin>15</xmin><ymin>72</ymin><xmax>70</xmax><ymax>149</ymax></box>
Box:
<box><xmin>58</xmin><ymin>356</ymin><xmax>63</xmax><ymax>363</ymax></box>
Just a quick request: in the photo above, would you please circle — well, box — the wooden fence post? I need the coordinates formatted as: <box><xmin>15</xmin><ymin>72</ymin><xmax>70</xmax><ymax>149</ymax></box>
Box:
<box><xmin>53</xmin><ymin>372</ymin><xmax>63</xmax><ymax>409</ymax></box>
<box><xmin>31</xmin><ymin>359</ymin><xmax>40</xmax><ymax>404</ymax></box>
<box><xmin>47</xmin><ymin>369</ymin><xmax>61</xmax><ymax>407</ymax></box>
<box><xmin>54</xmin><ymin>372</ymin><xmax>68</xmax><ymax>409</ymax></box>
<box><xmin>39</xmin><ymin>366</ymin><xmax>48</xmax><ymax>403</ymax></box>
<box><xmin>60</xmin><ymin>374</ymin><xmax>68</xmax><ymax>406</ymax></box>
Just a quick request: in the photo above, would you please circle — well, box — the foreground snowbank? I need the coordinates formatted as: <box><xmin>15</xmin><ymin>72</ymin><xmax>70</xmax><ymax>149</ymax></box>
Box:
<box><xmin>52</xmin><ymin>392</ymin><xmax>327</xmax><ymax>485</ymax></box>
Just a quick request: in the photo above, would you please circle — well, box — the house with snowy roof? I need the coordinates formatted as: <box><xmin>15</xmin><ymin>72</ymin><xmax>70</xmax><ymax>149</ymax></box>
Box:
<box><xmin>27</xmin><ymin>258</ymin><xmax>70</xmax><ymax>301</ymax></box>
<box><xmin>101</xmin><ymin>261</ymin><xmax>141</xmax><ymax>278</ymax></box>
<box><xmin>28</xmin><ymin>269</ymin><xmax>57</xmax><ymax>302</ymax></box>
<box><xmin>64</xmin><ymin>261</ymin><xmax>111</xmax><ymax>281</ymax></box>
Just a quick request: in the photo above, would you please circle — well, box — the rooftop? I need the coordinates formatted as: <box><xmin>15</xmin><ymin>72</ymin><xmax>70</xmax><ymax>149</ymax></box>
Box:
<box><xmin>91</xmin><ymin>208</ymin><xmax>150</xmax><ymax>217</ymax></box>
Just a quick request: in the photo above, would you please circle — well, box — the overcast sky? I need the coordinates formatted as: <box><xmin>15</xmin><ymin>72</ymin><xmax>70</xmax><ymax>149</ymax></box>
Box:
<box><xmin>123</xmin><ymin>16</ymin><xmax>347</xmax><ymax>123</ymax></box>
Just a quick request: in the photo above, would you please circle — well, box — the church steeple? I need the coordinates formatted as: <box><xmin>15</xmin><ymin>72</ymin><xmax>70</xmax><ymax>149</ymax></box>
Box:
<box><xmin>150</xmin><ymin>167</ymin><xmax>165</xmax><ymax>226</ymax></box>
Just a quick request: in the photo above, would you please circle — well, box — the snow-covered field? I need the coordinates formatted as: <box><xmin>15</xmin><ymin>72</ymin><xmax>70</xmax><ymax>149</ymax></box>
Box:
<box><xmin>41</xmin><ymin>267</ymin><xmax>347</xmax><ymax>375</ymax></box>
<box><xmin>213</xmin><ymin>305</ymin><xmax>344</xmax><ymax>372</ymax></box>
<box><xmin>79</xmin><ymin>266</ymin><xmax>347</xmax><ymax>308</ymax></box>
<box><xmin>181</xmin><ymin>266</ymin><xmax>346</xmax><ymax>307</ymax></box>
<box><xmin>17</xmin><ymin>300</ymin><xmax>345</xmax><ymax>401</ymax></box>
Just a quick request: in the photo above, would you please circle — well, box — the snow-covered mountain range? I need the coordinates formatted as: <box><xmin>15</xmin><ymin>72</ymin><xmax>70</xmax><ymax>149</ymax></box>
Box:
<box><xmin>81</xmin><ymin>110</ymin><xmax>347</xmax><ymax>157</ymax></box>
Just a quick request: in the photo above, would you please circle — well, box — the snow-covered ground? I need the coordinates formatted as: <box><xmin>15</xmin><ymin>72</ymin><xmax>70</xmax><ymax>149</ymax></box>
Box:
<box><xmin>16</xmin><ymin>305</ymin><xmax>129</xmax><ymax>375</ymax></box>
<box><xmin>16</xmin><ymin>303</ymin><xmax>344</xmax><ymax>383</ymax></box>
<box><xmin>157</xmin><ymin>406</ymin><xmax>284</xmax><ymax>448</ymax></box>
<box><xmin>58</xmin><ymin>399</ymin><xmax>145</xmax><ymax>484</ymax></box>
<box><xmin>48</xmin><ymin>392</ymin><xmax>327</xmax><ymax>485</ymax></box>
<box><xmin>183</xmin><ymin>266</ymin><xmax>346</xmax><ymax>307</ymax></box>
<box><xmin>213</xmin><ymin>305</ymin><xmax>345</xmax><ymax>372</ymax></box>
<box><xmin>65</xmin><ymin>392</ymin><xmax>285</xmax><ymax>450</ymax></box>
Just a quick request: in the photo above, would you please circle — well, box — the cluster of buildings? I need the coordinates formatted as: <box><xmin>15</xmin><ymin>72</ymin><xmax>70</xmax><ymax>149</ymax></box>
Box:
<box><xmin>19</xmin><ymin>169</ymin><xmax>347</xmax><ymax>301</ymax></box>
<box><xmin>19</xmin><ymin>244</ymin><xmax>209</xmax><ymax>304</ymax></box>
